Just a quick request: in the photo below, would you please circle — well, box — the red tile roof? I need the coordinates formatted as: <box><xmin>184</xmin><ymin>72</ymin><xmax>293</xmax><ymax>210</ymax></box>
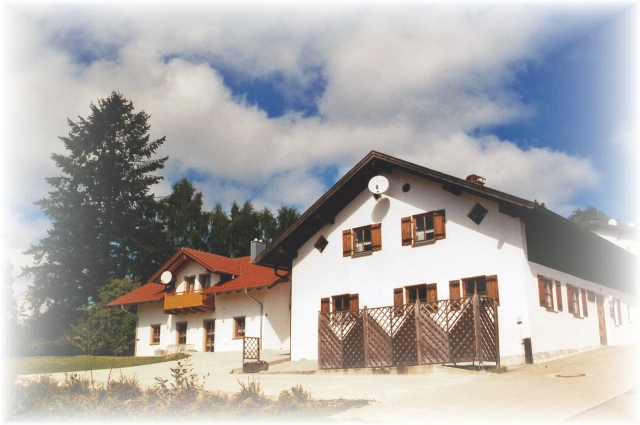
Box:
<box><xmin>107</xmin><ymin>282</ymin><xmax>168</xmax><ymax>306</ymax></box>
<box><xmin>108</xmin><ymin>248</ymin><xmax>289</xmax><ymax>306</ymax></box>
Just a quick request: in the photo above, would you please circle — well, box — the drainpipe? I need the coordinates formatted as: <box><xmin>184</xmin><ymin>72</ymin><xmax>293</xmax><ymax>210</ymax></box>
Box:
<box><xmin>120</xmin><ymin>305</ymin><xmax>139</xmax><ymax>357</ymax></box>
<box><xmin>244</xmin><ymin>289</ymin><xmax>263</xmax><ymax>350</ymax></box>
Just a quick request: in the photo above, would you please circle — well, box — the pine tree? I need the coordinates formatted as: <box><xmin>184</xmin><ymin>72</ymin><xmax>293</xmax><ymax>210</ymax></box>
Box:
<box><xmin>22</xmin><ymin>92</ymin><xmax>167</xmax><ymax>348</ymax></box>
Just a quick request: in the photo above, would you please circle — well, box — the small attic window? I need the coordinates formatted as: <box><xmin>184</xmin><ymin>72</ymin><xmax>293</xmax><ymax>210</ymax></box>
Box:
<box><xmin>468</xmin><ymin>203</ymin><xmax>488</xmax><ymax>225</ymax></box>
<box><xmin>314</xmin><ymin>235</ymin><xmax>329</xmax><ymax>253</ymax></box>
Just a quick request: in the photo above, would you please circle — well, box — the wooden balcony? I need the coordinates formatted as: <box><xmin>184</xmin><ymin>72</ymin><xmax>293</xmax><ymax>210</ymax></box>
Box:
<box><xmin>163</xmin><ymin>290</ymin><xmax>216</xmax><ymax>315</ymax></box>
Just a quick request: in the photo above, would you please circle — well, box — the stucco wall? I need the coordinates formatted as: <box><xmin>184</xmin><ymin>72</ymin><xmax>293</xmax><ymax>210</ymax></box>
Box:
<box><xmin>290</xmin><ymin>170</ymin><xmax>531</xmax><ymax>362</ymax></box>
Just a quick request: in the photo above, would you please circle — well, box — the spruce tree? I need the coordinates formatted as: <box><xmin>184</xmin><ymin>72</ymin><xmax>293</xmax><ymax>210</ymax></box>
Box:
<box><xmin>22</xmin><ymin>92</ymin><xmax>167</xmax><ymax>348</ymax></box>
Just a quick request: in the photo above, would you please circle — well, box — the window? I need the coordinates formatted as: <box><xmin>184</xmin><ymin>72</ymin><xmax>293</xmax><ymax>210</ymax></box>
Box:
<box><xmin>468</xmin><ymin>203</ymin><xmax>488</xmax><ymax>225</ymax></box>
<box><xmin>401</xmin><ymin>210</ymin><xmax>445</xmax><ymax>246</ymax></box>
<box><xmin>151</xmin><ymin>324</ymin><xmax>161</xmax><ymax>345</ymax></box>
<box><xmin>185</xmin><ymin>276</ymin><xmax>195</xmax><ymax>293</ymax></box>
<box><xmin>200</xmin><ymin>274</ymin><xmax>211</xmax><ymax>290</ymax></box>
<box><xmin>462</xmin><ymin>275</ymin><xmax>499</xmax><ymax>305</ymax></box>
<box><xmin>176</xmin><ymin>322</ymin><xmax>187</xmax><ymax>344</ymax></box>
<box><xmin>404</xmin><ymin>283</ymin><xmax>437</xmax><ymax>305</ymax></box>
<box><xmin>567</xmin><ymin>284</ymin><xmax>580</xmax><ymax>316</ymax></box>
<box><xmin>314</xmin><ymin>235</ymin><xmax>329</xmax><ymax>253</ymax></box>
<box><xmin>204</xmin><ymin>320</ymin><xmax>215</xmax><ymax>352</ymax></box>
<box><xmin>555</xmin><ymin>281</ymin><xmax>563</xmax><ymax>312</ymax></box>
<box><xmin>342</xmin><ymin>224</ymin><xmax>381</xmax><ymax>257</ymax></box>
<box><xmin>320</xmin><ymin>294</ymin><xmax>359</xmax><ymax>312</ymax></box>
<box><xmin>234</xmin><ymin>317</ymin><xmax>246</xmax><ymax>338</ymax></box>
<box><xmin>537</xmin><ymin>276</ymin><xmax>554</xmax><ymax>310</ymax></box>
<box><xmin>581</xmin><ymin>289</ymin><xmax>588</xmax><ymax>317</ymax></box>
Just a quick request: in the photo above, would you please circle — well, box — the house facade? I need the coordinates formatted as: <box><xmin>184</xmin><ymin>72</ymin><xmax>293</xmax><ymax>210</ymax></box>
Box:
<box><xmin>108</xmin><ymin>246</ymin><xmax>291</xmax><ymax>357</ymax></box>
<box><xmin>256</xmin><ymin>151</ymin><xmax>636</xmax><ymax>366</ymax></box>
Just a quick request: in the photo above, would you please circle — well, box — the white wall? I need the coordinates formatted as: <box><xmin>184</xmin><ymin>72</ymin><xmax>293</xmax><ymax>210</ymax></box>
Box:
<box><xmin>290</xmin><ymin>170</ymin><xmax>531</xmax><ymax>361</ymax></box>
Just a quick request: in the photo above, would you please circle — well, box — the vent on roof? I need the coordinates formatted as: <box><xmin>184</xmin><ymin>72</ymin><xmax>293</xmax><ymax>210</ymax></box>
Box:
<box><xmin>251</xmin><ymin>239</ymin><xmax>267</xmax><ymax>262</ymax></box>
<box><xmin>466</xmin><ymin>174</ymin><xmax>486</xmax><ymax>186</ymax></box>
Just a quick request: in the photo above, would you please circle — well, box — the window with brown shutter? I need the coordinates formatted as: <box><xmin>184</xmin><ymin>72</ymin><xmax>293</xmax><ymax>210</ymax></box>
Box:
<box><xmin>486</xmin><ymin>275</ymin><xmax>499</xmax><ymax>305</ymax></box>
<box><xmin>349</xmin><ymin>294</ymin><xmax>360</xmax><ymax>311</ymax></box>
<box><xmin>343</xmin><ymin>224</ymin><xmax>381</xmax><ymax>256</ymax></box>
<box><xmin>567</xmin><ymin>284</ymin><xmax>580</xmax><ymax>316</ymax></box>
<box><xmin>333</xmin><ymin>294</ymin><xmax>351</xmax><ymax>312</ymax></box>
<box><xmin>537</xmin><ymin>276</ymin><xmax>553</xmax><ymax>309</ymax></box>
<box><xmin>401</xmin><ymin>210</ymin><xmax>446</xmax><ymax>247</ymax></box>
<box><xmin>555</xmin><ymin>281</ymin><xmax>563</xmax><ymax>311</ymax></box>
<box><xmin>581</xmin><ymin>289</ymin><xmax>588</xmax><ymax>317</ymax></box>
<box><xmin>320</xmin><ymin>297</ymin><xmax>330</xmax><ymax>313</ymax></box>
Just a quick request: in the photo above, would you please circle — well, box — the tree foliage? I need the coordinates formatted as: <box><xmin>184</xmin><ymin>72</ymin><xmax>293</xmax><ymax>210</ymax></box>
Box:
<box><xmin>568</xmin><ymin>206</ymin><xmax>610</xmax><ymax>227</ymax></box>
<box><xmin>21</xmin><ymin>92</ymin><xmax>167</xmax><ymax>344</ymax></box>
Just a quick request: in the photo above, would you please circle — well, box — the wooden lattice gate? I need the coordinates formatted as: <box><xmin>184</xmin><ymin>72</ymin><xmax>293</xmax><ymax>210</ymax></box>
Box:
<box><xmin>318</xmin><ymin>295</ymin><xmax>499</xmax><ymax>370</ymax></box>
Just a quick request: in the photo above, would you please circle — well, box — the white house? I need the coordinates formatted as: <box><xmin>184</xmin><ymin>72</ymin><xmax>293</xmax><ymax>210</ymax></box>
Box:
<box><xmin>108</xmin><ymin>245</ymin><xmax>291</xmax><ymax>357</ymax></box>
<box><xmin>585</xmin><ymin>220</ymin><xmax>637</xmax><ymax>255</ymax></box>
<box><xmin>255</xmin><ymin>151</ymin><xmax>636</xmax><ymax>367</ymax></box>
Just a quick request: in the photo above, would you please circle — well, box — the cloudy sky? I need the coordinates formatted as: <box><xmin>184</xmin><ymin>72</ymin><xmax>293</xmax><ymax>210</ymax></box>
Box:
<box><xmin>1</xmin><ymin>3</ymin><xmax>637</xmax><ymax>293</ymax></box>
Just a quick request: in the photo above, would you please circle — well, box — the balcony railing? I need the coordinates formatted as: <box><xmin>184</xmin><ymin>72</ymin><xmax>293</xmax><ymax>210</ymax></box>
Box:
<box><xmin>163</xmin><ymin>290</ymin><xmax>215</xmax><ymax>315</ymax></box>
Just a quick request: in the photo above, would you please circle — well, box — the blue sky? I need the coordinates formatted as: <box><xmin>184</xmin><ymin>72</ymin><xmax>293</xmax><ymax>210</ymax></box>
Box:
<box><xmin>1</xmin><ymin>3</ymin><xmax>637</xmax><ymax>292</ymax></box>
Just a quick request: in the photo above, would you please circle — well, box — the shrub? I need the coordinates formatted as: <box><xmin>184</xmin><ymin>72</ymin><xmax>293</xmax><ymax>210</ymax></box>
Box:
<box><xmin>107</xmin><ymin>372</ymin><xmax>142</xmax><ymax>402</ymax></box>
<box><xmin>275</xmin><ymin>384</ymin><xmax>313</xmax><ymax>412</ymax></box>
<box><xmin>232</xmin><ymin>376</ymin><xmax>270</xmax><ymax>412</ymax></box>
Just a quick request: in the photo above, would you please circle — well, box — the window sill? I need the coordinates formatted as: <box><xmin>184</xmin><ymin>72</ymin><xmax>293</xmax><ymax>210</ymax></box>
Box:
<box><xmin>544</xmin><ymin>308</ymin><xmax>558</xmax><ymax>313</ymax></box>
<box><xmin>233</xmin><ymin>336</ymin><xmax>245</xmax><ymax>340</ymax></box>
<box><xmin>352</xmin><ymin>251</ymin><xmax>373</xmax><ymax>258</ymax></box>
<box><xmin>150</xmin><ymin>342</ymin><xmax>160</xmax><ymax>345</ymax></box>
<box><xmin>412</xmin><ymin>240</ymin><xmax>436</xmax><ymax>247</ymax></box>
<box><xmin>571</xmin><ymin>314</ymin><xmax>583</xmax><ymax>319</ymax></box>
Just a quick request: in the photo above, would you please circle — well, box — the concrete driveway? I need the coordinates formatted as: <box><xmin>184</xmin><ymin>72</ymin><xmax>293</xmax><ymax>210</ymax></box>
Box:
<box><xmin>18</xmin><ymin>345</ymin><xmax>638</xmax><ymax>423</ymax></box>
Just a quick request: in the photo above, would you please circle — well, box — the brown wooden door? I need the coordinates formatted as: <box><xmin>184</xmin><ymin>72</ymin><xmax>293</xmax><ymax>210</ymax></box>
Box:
<box><xmin>596</xmin><ymin>295</ymin><xmax>608</xmax><ymax>346</ymax></box>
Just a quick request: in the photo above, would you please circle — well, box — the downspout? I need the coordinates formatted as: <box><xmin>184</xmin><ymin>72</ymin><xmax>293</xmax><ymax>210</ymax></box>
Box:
<box><xmin>120</xmin><ymin>305</ymin><xmax>139</xmax><ymax>356</ymax></box>
<box><xmin>244</xmin><ymin>289</ymin><xmax>263</xmax><ymax>350</ymax></box>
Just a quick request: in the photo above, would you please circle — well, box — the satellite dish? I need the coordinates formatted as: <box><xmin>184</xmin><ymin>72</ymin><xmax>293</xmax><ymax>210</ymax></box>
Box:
<box><xmin>160</xmin><ymin>271</ymin><xmax>173</xmax><ymax>284</ymax></box>
<box><xmin>368</xmin><ymin>175</ymin><xmax>389</xmax><ymax>200</ymax></box>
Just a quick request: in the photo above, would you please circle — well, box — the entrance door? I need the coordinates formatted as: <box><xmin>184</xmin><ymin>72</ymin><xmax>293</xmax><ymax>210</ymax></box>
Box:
<box><xmin>596</xmin><ymin>295</ymin><xmax>608</xmax><ymax>346</ymax></box>
<box><xmin>204</xmin><ymin>320</ymin><xmax>215</xmax><ymax>352</ymax></box>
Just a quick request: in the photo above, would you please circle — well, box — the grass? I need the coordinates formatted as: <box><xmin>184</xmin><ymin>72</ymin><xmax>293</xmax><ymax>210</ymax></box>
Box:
<box><xmin>8</xmin><ymin>353</ymin><xmax>190</xmax><ymax>376</ymax></box>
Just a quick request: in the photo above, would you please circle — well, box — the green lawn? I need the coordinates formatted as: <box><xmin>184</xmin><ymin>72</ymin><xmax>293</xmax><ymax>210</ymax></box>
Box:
<box><xmin>8</xmin><ymin>353</ymin><xmax>189</xmax><ymax>376</ymax></box>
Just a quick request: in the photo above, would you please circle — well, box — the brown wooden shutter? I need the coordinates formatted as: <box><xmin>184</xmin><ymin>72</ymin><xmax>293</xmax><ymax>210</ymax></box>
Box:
<box><xmin>538</xmin><ymin>277</ymin><xmax>546</xmax><ymax>307</ymax></box>
<box><xmin>581</xmin><ymin>289</ymin><xmax>588</xmax><ymax>317</ymax></box>
<box><xmin>394</xmin><ymin>288</ymin><xmax>403</xmax><ymax>306</ymax></box>
<box><xmin>555</xmin><ymin>281</ymin><xmax>563</xmax><ymax>311</ymax></box>
<box><xmin>349</xmin><ymin>293</ymin><xmax>359</xmax><ymax>311</ymax></box>
<box><xmin>320</xmin><ymin>297</ymin><xmax>330</xmax><ymax>313</ymax></box>
<box><xmin>426</xmin><ymin>283</ymin><xmax>438</xmax><ymax>303</ymax></box>
<box><xmin>434</xmin><ymin>210</ymin><xmax>446</xmax><ymax>240</ymax></box>
<box><xmin>449</xmin><ymin>280</ymin><xmax>461</xmax><ymax>299</ymax></box>
<box><xmin>342</xmin><ymin>229</ymin><xmax>353</xmax><ymax>257</ymax></box>
<box><xmin>486</xmin><ymin>275</ymin><xmax>499</xmax><ymax>305</ymax></box>
<box><xmin>401</xmin><ymin>216</ymin><xmax>413</xmax><ymax>246</ymax></box>
<box><xmin>371</xmin><ymin>223</ymin><xmax>382</xmax><ymax>251</ymax></box>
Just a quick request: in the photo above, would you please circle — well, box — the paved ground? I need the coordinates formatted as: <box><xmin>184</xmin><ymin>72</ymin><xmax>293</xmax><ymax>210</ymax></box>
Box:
<box><xmin>18</xmin><ymin>345</ymin><xmax>639</xmax><ymax>423</ymax></box>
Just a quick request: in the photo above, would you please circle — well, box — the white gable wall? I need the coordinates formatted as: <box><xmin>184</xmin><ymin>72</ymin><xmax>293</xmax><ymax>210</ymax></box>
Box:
<box><xmin>290</xmin><ymin>170</ymin><xmax>532</xmax><ymax>362</ymax></box>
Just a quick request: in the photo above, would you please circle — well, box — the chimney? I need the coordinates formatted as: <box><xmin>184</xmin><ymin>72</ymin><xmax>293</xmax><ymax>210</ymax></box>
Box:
<box><xmin>250</xmin><ymin>238</ymin><xmax>267</xmax><ymax>262</ymax></box>
<box><xmin>466</xmin><ymin>174</ymin><xmax>486</xmax><ymax>186</ymax></box>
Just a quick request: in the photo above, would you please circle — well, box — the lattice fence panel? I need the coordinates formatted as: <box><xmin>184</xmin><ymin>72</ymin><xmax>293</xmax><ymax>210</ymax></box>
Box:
<box><xmin>365</xmin><ymin>307</ymin><xmax>393</xmax><ymax>367</ymax></box>
<box><xmin>418</xmin><ymin>302</ymin><xmax>450</xmax><ymax>364</ymax></box>
<box><xmin>448</xmin><ymin>300</ymin><xmax>477</xmax><ymax>363</ymax></box>
<box><xmin>478</xmin><ymin>298</ymin><xmax>498</xmax><ymax>362</ymax></box>
<box><xmin>318</xmin><ymin>313</ymin><xmax>342</xmax><ymax>369</ymax></box>
<box><xmin>243</xmin><ymin>337</ymin><xmax>260</xmax><ymax>363</ymax></box>
<box><xmin>342</xmin><ymin>311</ymin><xmax>365</xmax><ymax>368</ymax></box>
<box><xmin>391</xmin><ymin>305</ymin><xmax>417</xmax><ymax>366</ymax></box>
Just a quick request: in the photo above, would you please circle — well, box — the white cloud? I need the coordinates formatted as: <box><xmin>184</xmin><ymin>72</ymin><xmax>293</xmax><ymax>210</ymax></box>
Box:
<box><xmin>2</xmin><ymin>3</ymin><xmax>622</xmax><ymax>283</ymax></box>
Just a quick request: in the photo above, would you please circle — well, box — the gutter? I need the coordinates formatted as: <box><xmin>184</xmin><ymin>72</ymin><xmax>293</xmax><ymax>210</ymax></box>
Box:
<box><xmin>244</xmin><ymin>289</ymin><xmax>263</xmax><ymax>350</ymax></box>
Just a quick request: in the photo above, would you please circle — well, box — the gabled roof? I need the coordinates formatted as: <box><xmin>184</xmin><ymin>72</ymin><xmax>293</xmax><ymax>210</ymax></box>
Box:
<box><xmin>148</xmin><ymin>247</ymin><xmax>241</xmax><ymax>283</ymax></box>
<box><xmin>256</xmin><ymin>151</ymin><xmax>636</xmax><ymax>295</ymax></box>
<box><xmin>107</xmin><ymin>283</ymin><xmax>168</xmax><ymax>306</ymax></box>
<box><xmin>107</xmin><ymin>248</ymin><xmax>288</xmax><ymax>307</ymax></box>
<box><xmin>255</xmin><ymin>150</ymin><xmax>536</xmax><ymax>270</ymax></box>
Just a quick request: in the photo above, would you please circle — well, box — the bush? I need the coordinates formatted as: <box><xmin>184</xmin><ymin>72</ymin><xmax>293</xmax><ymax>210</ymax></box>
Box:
<box><xmin>275</xmin><ymin>384</ymin><xmax>313</xmax><ymax>412</ymax></box>
<box><xmin>107</xmin><ymin>372</ymin><xmax>142</xmax><ymax>402</ymax></box>
<box><xmin>232</xmin><ymin>376</ymin><xmax>270</xmax><ymax>412</ymax></box>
